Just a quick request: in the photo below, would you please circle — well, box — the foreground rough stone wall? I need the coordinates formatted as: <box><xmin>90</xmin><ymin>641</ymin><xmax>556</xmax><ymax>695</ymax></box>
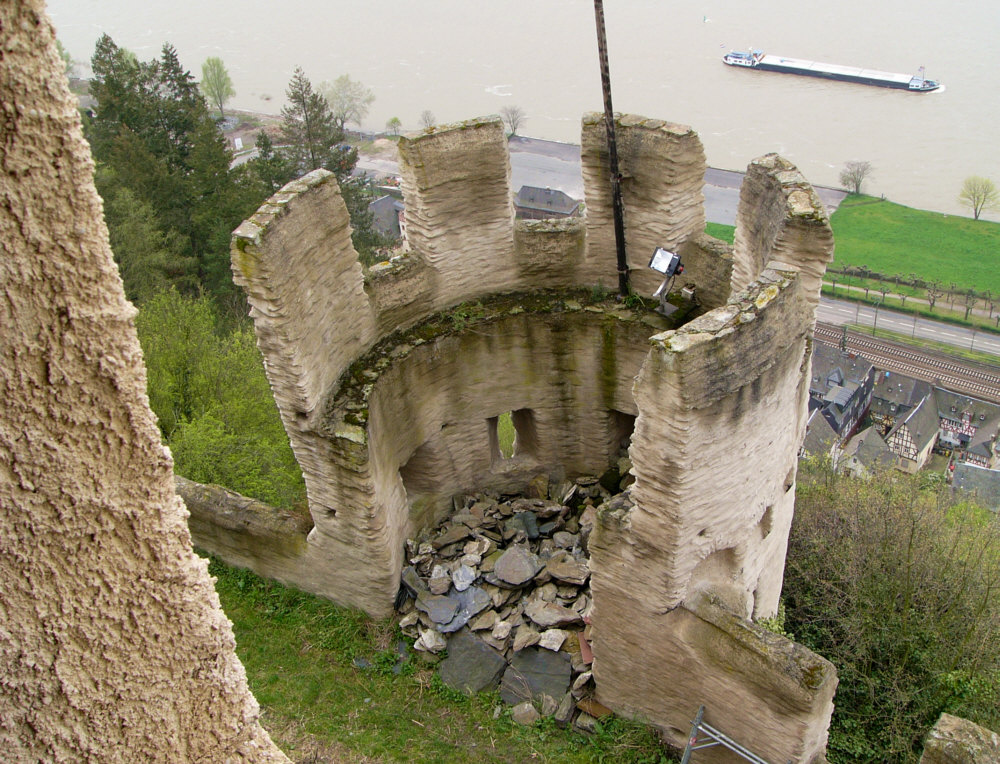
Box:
<box><xmin>920</xmin><ymin>713</ymin><xmax>1000</xmax><ymax>764</ymax></box>
<box><xmin>0</xmin><ymin>4</ymin><xmax>286</xmax><ymax>761</ymax></box>
<box><xmin>230</xmin><ymin>111</ymin><xmax>835</xmax><ymax>758</ymax></box>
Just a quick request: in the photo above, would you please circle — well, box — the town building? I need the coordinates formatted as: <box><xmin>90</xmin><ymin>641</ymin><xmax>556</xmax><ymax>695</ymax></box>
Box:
<box><xmin>513</xmin><ymin>185</ymin><xmax>581</xmax><ymax>220</ymax></box>
<box><xmin>807</xmin><ymin>344</ymin><xmax>875</xmax><ymax>438</ymax></box>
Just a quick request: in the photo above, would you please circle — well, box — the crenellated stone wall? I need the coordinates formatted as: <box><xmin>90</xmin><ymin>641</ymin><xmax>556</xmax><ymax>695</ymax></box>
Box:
<box><xmin>228</xmin><ymin>112</ymin><xmax>836</xmax><ymax>760</ymax></box>
<box><xmin>0</xmin><ymin>4</ymin><xmax>286</xmax><ymax>760</ymax></box>
<box><xmin>581</xmin><ymin>113</ymin><xmax>709</xmax><ymax>298</ymax></box>
<box><xmin>589</xmin><ymin>272</ymin><xmax>835</xmax><ymax>761</ymax></box>
<box><xmin>732</xmin><ymin>153</ymin><xmax>836</xmax><ymax>311</ymax></box>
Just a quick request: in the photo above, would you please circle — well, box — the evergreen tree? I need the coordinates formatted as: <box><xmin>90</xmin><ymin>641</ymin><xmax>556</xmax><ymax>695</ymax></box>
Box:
<box><xmin>278</xmin><ymin>67</ymin><xmax>384</xmax><ymax>262</ymax></box>
<box><xmin>88</xmin><ymin>35</ymin><xmax>268</xmax><ymax>314</ymax></box>
<box><xmin>280</xmin><ymin>67</ymin><xmax>344</xmax><ymax>175</ymax></box>
<box><xmin>247</xmin><ymin>132</ymin><xmax>293</xmax><ymax>193</ymax></box>
<box><xmin>103</xmin><ymin>185</ymin><xmax>195</xmax><ymax>304</ymax></box>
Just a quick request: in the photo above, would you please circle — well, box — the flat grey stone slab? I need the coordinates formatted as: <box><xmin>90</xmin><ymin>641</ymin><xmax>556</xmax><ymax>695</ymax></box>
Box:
<box><xmin>439</xmin><ymin>631</ymin><xmax>507</xmax><ymax>695</ymax></box>
<box><xmin>493</xmin><ymin>545</ymin><xmax>541</xmax><ymax>586</ymax></box>
<box><xmin>500</xmin><ymin>646</ymin><xmax>572</xmax><ymax>705</ymax></box>
<box><xmin>439</xmin><ymin>586</ymin><xmax>491</xmax><ymax>633</ymax></box>
<box><xmin>415</xmin><ymin>591</ymin><xmax>459</xmax><ymax>624</ymax></box>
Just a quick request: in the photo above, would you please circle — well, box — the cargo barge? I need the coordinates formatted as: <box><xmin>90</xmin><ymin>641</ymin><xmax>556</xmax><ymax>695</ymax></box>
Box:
<box><xmin>722</xmin><ymin>49</ymin><xmax>940</xmax><ymax>92</ymax></box>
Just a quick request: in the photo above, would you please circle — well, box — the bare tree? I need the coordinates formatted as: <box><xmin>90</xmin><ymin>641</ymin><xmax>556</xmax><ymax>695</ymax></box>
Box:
<box><xmin>965</xmin><ymin>290</ymin><xmax>978</xmax><ymax>321</ymax></box>
<box><xmin>419</xmin><ymin>110</ymin><xmax>435</xmax><ymax>130</ymax></box>
<box><xmin>839</xmin><ymin>160</ymin><xmax>873</xmax><ymax>195</ymax></box>
<box><xmin>319</xmin><ymin>74</ymin><xmax>375</xmax><ymax>131</ymax></box>
<box><xmin>958</xmin><ymin>176</ymin><xmax>999</xmax><ymax>220</ymax></box>
<box><xmin>499</xmin><ymin>105</ymin><xmax>525</xmax><ymax>136</ymax></box>
<box><xmin>926</xmin><ymin>281</ymin><xmax>944</xmax><ymax>311</ymax></box>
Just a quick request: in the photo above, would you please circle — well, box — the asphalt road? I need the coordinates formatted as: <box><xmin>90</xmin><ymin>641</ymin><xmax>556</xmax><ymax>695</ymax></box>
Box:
<box><xmin>818</xmin><ymin>297</ymin><xmax>1000</xmax><ymax>357</ymax></box>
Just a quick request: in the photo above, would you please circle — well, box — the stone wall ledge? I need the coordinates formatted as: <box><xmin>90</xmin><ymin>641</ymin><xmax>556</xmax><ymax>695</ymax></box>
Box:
<box><xmin>318</xmin><ymin>289</ymin><xmax>683</xmax><ymax>438</ymax></box>
<box><xmin>686</xmin><ymin>589</ymin><xmax>836</xmax><ymax>697</ymax></box>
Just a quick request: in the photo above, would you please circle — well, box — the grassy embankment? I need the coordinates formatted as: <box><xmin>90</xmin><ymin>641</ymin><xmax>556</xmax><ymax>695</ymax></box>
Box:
<box><xmin>706</xmin><ymin>196</ymin><xmax>1000</xmax><ymax>334</ymax></box>
<box><xmin>209</xmin><ymin>557</ymin><xmax>673</xmax><ymax>763</ymax></box>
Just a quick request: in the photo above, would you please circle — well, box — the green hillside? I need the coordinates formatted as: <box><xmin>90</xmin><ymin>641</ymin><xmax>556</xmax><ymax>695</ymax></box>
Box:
<box><xmin>830</xmin><ymin>196</ymin><xmax>1000</xmax><ymax>294</ymax></box>
<box><xmin>705</xmin><ymin>196</ymin><xmax>1000</xmax><ymax>295</ymax></box>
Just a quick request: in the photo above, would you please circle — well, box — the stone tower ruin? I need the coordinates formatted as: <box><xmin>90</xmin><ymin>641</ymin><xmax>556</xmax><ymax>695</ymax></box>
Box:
<box><xmin>230</xmin><ymin>114</ymin><xmax>838</xmax><ymax>760</ymax></box>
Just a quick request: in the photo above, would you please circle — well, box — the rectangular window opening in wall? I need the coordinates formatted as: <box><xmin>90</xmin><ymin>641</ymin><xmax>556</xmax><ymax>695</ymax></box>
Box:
<box><xmin>608</xmin><ymin>410</ymin><xmax>637</xmax><ymax>459</ymax></box>
<box><xmin>487</xmin><ymin>410</ymin><xmax>538</xmax><ymax>465</ymax></box>
<box><xmin>510</xmin><ymin>409</ymin><xmax>539</xmax><ymax>458</ymax></box>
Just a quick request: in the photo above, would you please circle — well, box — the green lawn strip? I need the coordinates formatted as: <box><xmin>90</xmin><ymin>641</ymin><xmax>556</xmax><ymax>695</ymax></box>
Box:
<box><xmin>829</xmin><ymin>195</ymin><xmax>1000</xmax><ymax>294</ymax></box>
<box><xmin>208</xmin><ymin>557</ymin><xmax>673</xmax><ymax>763</ymax></box>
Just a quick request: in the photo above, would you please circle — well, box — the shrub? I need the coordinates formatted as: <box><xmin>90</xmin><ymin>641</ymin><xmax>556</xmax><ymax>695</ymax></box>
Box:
<box><xmin>785</xmin><ymin>460</ymin><xmax>1000</xmax><ymax>762</ymax></box>
<box><xmin>136</xmin><ymin>289</ymin><xmax>305</xmax><ymax>508</ymax></box>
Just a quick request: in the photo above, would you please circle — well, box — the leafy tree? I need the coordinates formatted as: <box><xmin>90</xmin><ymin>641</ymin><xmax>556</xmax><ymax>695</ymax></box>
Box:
<box><xmin>280</xmin><ymin>66</ymin><xmax>345</xmax><ymax>174</ymax></box>
<box><xmin>200</xmin><ymin>56</ymin><xmax>235</xmax><ymax>119</ymax></box>
<box><xmin>385</xmin><ymin>116</ymin><xmax>402</xmax><ymax>136</ymax></box>
<box><xmin>136</xmin><ymin>290</ymin><xmax>223</xmax><ymax>436</ymax></box>
<box><xmin>320</xmin><ymin>74</ymin><xmax>375</xmax><ymax>131</ymax></box>
<box><xmin>500</xmin><ymin>105</ymin><xmax>525</xmax><ymax>136</ymax></box>
<box><xmin>419</xmin><ymin>109</ymin><xmax>436</xmax><ymax>129</ymax></box>
<box><xmin>785</xmin><ymin>460</ymin><xmax>1000</xmax><ymax>762</ymax></box>
<box><xmin>958</xmin><ymin>176</ymin><xmax>999</xmax><ymax>220</ymax></box>
<box><xmin>839</xmin><ymin>160</ymin><xmax>873</xmax><ymax>195</ymax></box>
<box><xmin>135</xmin><ymin>291</ymin><xmax>305</xmax><ymax>508</ymax></box>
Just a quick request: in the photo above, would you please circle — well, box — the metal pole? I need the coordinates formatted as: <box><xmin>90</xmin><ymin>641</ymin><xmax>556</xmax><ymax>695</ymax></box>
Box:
<box><xmin>872</xmin><ymin>301</ymin><xmax>880</xmax><ymax>336</ymax></box>
<box><xmin>593</xmin><ymin>0</ymin><xmax>630</xmax><ymax>297</ymax></box>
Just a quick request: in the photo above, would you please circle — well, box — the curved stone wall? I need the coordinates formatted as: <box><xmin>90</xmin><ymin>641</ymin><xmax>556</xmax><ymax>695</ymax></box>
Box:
<box><xmin>230</xmin><ymin>111</ymin><xmax>837</xmax><ymax>761</ymax></box>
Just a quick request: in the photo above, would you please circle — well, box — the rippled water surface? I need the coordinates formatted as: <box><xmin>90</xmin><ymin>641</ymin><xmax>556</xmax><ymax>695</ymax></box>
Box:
<box><xmin>49</xmin><ymin>0</ymin><xmax>998</xmax><ymax>217</ymax></box>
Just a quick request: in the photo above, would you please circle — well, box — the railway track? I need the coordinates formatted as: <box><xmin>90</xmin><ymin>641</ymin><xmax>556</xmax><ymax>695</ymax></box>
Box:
<box><xmin>814</xmin><ymin>322</ymin><xmax>1000</xmax><ymax>404</ymax></box>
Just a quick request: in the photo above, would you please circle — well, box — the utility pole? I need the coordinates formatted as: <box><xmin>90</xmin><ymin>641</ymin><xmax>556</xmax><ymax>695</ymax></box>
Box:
<box><xmin>593</xmin><ymin>0</ymin><xmax>630</xmax><ymax>298</ymax></box>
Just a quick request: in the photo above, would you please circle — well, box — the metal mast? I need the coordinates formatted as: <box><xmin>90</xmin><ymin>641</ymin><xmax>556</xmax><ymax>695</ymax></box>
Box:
<box><xmin>593</xmin><ymin>0</ymin><xmax>630</xmax><ymax>297</ymax></box>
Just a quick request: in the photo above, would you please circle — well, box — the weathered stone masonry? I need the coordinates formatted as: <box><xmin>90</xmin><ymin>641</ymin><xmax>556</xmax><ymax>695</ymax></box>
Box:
<box><xmin>229</xmin><ymin>114</ymin><xmax>837</xmax><ymax>761</ymax></box>
<box><xmin>0</xmin><ymin>3</ymin><xmax>286</xmax><ymax>761</ymax></box>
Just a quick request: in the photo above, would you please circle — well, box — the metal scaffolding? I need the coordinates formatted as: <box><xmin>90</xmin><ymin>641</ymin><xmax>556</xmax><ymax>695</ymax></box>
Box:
<box><xmin>680</xmin><ymin>706</ymin><xmax>789</xmax><ymax>764</ymax></box>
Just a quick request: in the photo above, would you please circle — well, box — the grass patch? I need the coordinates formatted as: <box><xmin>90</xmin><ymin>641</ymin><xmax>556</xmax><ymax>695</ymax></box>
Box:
<box><xmin>209</xmin><ymin>557</ymin><xmax>675</xmax><ymax>763</ymax></box>
<box><xmin>829</xmin><ymin>195</ymin><xmax>1000</xmax><ymax>294</ymax></box>
<box><xmin>497</xmin><ymin>412</ymin><xmax>515</xmax><ymax>458</ymax></box>
<box><xmin>704</xmin><ymin>222</ymin><xmax>735</xmax><ymax>244</ymax></box>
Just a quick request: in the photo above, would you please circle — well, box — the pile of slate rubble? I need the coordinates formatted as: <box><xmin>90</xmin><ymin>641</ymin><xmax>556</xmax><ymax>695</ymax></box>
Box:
<box><xmin>396</xmin><ymin>472</ymin><xmax>634</xmax><ymax>730</ymax></box>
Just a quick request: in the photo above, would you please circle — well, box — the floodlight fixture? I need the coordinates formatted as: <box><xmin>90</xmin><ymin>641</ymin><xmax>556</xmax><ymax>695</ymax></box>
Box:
<box><xmin>649</xmin><ymin>247</ymin><xmax>683</xmax><ymax>277</ymax></box>
<box><xmin>649</xmin><ymin>247</ymin><xmax>685</xmax><ymax>314</ymax></box>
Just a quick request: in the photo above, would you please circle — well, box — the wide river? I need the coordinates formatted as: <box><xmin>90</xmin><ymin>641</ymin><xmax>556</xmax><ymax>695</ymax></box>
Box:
<box><xmin>48</xmin><ymin>0</ymin><xmax>998</xmax><ymax>219</ymax></box>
